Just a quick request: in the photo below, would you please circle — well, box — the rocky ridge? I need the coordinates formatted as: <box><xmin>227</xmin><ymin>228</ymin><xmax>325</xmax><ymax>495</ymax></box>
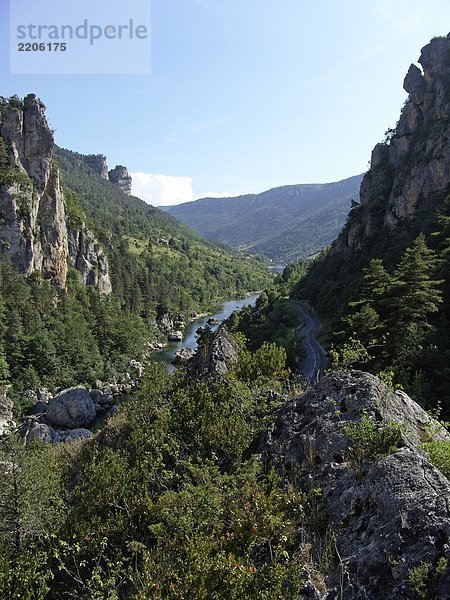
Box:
<box><xmin>263</xmin><ymin>370</ymin><xmax>450</xmax><ymax>599</ymax></box>
<box><xmin>335</xmin><ymin>34</ymin><xmax>450</xmax><ymax>252</ymax></box>
<box><xmin>0</xmin><ymin>94</ymin><xmax>111</xmax><ymax>292</ymax></box>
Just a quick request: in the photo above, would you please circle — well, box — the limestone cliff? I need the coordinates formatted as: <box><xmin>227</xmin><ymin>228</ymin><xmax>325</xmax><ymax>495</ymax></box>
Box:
<box><xmin>108</xmin><ymin>165</ymin><xmax>132</xmax><ymax>195</ymax></box>
<box><xmin>0</xmin><ymin>94</ymin><xmax>111</xmax><ymax>293</ymax></box>
<box><xmin>83</xmin><ymin>154</ymin><xmax>109</xmax><ymax>180</ymax></box>
<box><xmin>335</xmin><ymin>34</ymin><xmax>450</xmax><ymax>252</ymax></box>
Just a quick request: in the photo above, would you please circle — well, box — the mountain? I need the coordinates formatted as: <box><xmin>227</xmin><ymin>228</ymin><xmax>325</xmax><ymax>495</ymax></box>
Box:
<box><xmin>294</xmin><ymin>33</ymin><xmax>450</xmax><ymax>406</ymax></box>
<box><xmin>0</xmin><ymin>93</ymin><xmax>270</xmax><ymax>397</ymax></box>
<box><xmin>164</xmin><ymin>174</ymin><xmax>363</xmax><ymax>262</ymax></box>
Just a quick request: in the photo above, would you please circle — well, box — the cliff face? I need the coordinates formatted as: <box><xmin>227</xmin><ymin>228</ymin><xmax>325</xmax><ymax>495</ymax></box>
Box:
<box><xmin>108</xmin><ymin>165</ymin><xmax>132</xmax><ymax>195</ymax></box>
<box><xmin>335</xmin><ymin>34</ymin><xmax>450</xmax><ymax>252</ymax></box>
<box><xmin>0</xmin><ymin>94</ymin><xmax>111</xmax><ymax>293</ymax></box>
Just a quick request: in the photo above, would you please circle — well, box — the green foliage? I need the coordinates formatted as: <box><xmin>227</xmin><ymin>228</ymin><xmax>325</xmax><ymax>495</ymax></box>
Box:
<box><xmin>408</xmin><ymin>557</ymin><xmax>448</xmax><ymax>600</ymax></box>
<box><xmin>421</xmin><ymin>440</ymin><xmax>450</xmax><ymax>479</ymax></box>
<box><xmin>226</xmin><ymin>267</ymin><xmax>305</xmax><ymax>370</ymax></box>
<box><xmin>343</xmin><ymin>411</ymin><xmax>403</xmax><ymax>471</ymax></box>
<box><xmin>166</xmin><ymin>175</ymin><xmax>363</xmax><ymax>262</ymax></box>
<box><xmin>0</xmin><ymin>357</ymin><xmax>312</xmax><ymax>598</ymax></box>
<box><xmin>54</xmin><ymin>146</ymin><xmax>270</xmax><ymax>316</ymax></box>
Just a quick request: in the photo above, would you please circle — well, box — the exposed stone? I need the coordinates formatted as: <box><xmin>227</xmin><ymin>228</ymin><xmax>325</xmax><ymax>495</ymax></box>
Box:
<box><xmin>334</xmin><ymin>34</ymin><xmax>450</xmax><ymax>252</ymax></box>
<box><xmin>188</xmin><ymin>325</ymin><xmax>239</xmax><ymax>379</ymax></box>
<box><xmin>168</xmin><ymin>330</ymin><xmax>183</xmax><ymax>342</ymax></box>
<box><xmin>0</xmin><ymin>94</ymin><xmax>112</xmax><ymax>293</ymax></box>
<box><xmin>172</xmin><ymin>347</ymin><xmax>195</xmax><ymax>366</ymax></box>
<box><xmin>108</xmin><ymin>165</ymin><xmax>132</xmax><ymax>195</ymax></box>
<box><xmin>157</xmin><ymin>313</ymin><xmax>185</xmax><ymax>334</ymax></box>
<box><xmin>0</xmin><ymin>385</ymin><xmax>15</xmax><ymax>437</ymax></box>
<box><xmin>47</xmin><ymin>386</ymin><xmax>96</xmax><ymax>429</ymax></box>
<box><xmin>83</xmin><ymin>154</ymin><xmax>109</xmax><ymax>179</ymax></box>
<box><xmin>263</xmin><ymin>370</ymin><xmax>450</xmax><ymax>599</ymax></box>
<box><xmin>68</xmin><ymin>227</ymin><xmax>112</xmax><ymax>294</ymax></box>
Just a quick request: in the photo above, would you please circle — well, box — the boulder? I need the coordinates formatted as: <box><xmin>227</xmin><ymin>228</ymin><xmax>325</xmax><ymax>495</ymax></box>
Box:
<box><xmin>263</xmin><ymin>370</ymin><xmax>450</xmax><ymax>599</ymax></box>
<box><xmin>168</xmin><ymin>330</ymin><xmax>183</xmax><ymax>342</ymax></box>
<box><xmin>172</xmin><ymin>347</ymin><xmax>195</xmax><ymax>366</ymax></box>
<box><xmin>46</xmin><ymin>386</ymin><xmax>96</xmax><ymax>429</ymax></box>
<box><xmin>58</xmin><ymin>428</ymin><xmax>92</xmax><ymax>442</ymax></box>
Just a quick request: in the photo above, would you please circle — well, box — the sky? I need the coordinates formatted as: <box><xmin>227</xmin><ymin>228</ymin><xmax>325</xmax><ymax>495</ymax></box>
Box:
<box><xmin>1</xmin><ymin>0</ymin><xmax>449</xmax><ymax>206</ymax></box>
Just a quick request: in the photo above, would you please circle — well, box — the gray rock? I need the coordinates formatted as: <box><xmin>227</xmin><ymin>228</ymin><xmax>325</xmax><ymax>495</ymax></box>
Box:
<box><xmin>172</xmin><ymin>347</ymin><xmax>195</xmax><ymax>366</ymax></box>
<box><xmin>0</xmin><ymin>386</ymin><xmax>15</xmax><ymax>437</ymax></box>
<box><xmin>58</xmin><ymin>428</ymin><xmax>92</xmax><ymax>442</ymax></box>
<box><xmin>0</xmin><ymin>94</ymin><xmax>112</xmax><ymax>293</ymax></box>
<box><xmin>263</xmin><ymin>370</ymin><xmax>450</xmax><ymax>599</ymax></box>
<box><xmin>47</xmin><ymin>386</ymin><xmax>96</xmax><ymax>428</ymax></box>
<box><xmin>188</xmin><ymin>325</ymin><xmax>239</xmax><ymax>379</ymax></box>
<box><xmin>26</xmin><ymin>422</ymin><xmax>59</xmax><ymax>443</ymax></box>
<box><xmin>83</xmin><ymin>154</ymin><xmax>109</xmax><ymax>179</ymax></box>
<box><xmin>108</xmin><ymin>165</ymin><xmax>132</xmax><ymax>195</ymax></box>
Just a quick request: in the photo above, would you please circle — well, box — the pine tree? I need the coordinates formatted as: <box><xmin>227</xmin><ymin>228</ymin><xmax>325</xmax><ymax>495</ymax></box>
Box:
<box><xmin>389</xmin><ymin>234</ymin><xmax>443</xmax><ymax>328</ymax></box>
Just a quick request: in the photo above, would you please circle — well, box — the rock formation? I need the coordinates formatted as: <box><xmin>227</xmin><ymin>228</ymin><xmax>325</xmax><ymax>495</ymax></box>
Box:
<box><xmin>188</xmin><ymin>325</ymin><xmax>239</xmax><ymax>379</ymax></box>
<box><xmin>83</xmin><ymin>154</ymin><xmax>109</xmax><ymax>179</ymax></box>
<box><xmin>263</xmin><ymin>370</ymin><xmax>450</xmax><ymax>599</ymax></box>
<box><xmin>0</xmin><ymin>94</ymin><xmax>111</xmax><ymax>293</ymax></box>
<box><xmin>335</xmin><ymin>34</ymin><xmax>450</xmax><ymax>252</ymax></box>
<box><xmin>0</xmin><ymin>94</ymin><xmax>69</xmax><ymax>287</ymax></box>
<box><xmin>0</xmin><ymin>385</ymin><xmax>15</xmax><ymax>437</ymax></box>
<box><xmin>68</xmin><ymin>228</ymin><xmax>112</xmax><ymax>295</ymax></box>
<box><xmin>108</xmin><ymin>165</ymin><xmax>132</xmax><ymax>195</ymax></box>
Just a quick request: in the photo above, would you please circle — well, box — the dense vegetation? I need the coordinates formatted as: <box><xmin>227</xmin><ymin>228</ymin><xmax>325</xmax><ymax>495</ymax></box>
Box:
<box><xmin>165</xmin><ymin>175</ymin><xmax>363</xmax><ymax>262</ymax></box>
<box><xmin>226</xmin><ymin>264</ymin><xmax>307</xmax><ymax>371</ymax></box>
<box><xmin>294</xmin><ymin>188</ymin><xmax>450</xmax><ymax>412</ymax></box>
<box><xmin>0</xmin><ymin>129</ymin><xmax>271</xmax><ymax>407</ymax></box>
<box><xmin>0</xmin><ymin>349</ymin><xmax>331</xmax><ymax>599</ymax></box>
<box><xmin>55</xmin><ymin>146</ymin><xmax>270</xmax><ymax>315</ymax></box>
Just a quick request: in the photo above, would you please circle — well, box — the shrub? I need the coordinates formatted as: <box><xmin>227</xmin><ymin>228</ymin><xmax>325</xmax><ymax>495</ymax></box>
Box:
<box><xmin>421</xmin><ymin>440</ymin><xmax>450</xmax><ymax>479</ymax></box>
<box><xmin>344</xmin><ymin>410</ymin><xmax>403</xmax><ymax>471</ymax></box>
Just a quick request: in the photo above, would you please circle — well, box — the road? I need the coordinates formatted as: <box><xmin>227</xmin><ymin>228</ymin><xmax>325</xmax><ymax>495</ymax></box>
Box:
<box><xmin>298</xmin><ymin>308</ymin><xmax>328</xmax><ymax>382</ymax></box>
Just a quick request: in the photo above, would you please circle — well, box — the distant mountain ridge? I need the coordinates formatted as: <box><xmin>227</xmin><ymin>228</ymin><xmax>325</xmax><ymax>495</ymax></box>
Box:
<box><xmin>163</xmin><ymin>174</ymin><xmax>363</xmax><ymax>262</ymax></box>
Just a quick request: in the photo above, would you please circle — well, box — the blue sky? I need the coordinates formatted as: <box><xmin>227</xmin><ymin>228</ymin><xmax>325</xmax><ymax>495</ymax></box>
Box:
<box><xmin>1</xmin><ymin>0</ymin><xmax>449</xmax><ymax>204</ymax></box>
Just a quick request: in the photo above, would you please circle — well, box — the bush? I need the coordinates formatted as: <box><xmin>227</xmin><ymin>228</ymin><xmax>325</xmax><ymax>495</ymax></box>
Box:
<box><xmin>344</xmin><ymin>411</ymin><xmax>403</xmax><ymax>471</ymax></box>
<box><xmin>421</xmin><ymin>440</ymin><xmax>450</xmax><ymax>479</ymax></box>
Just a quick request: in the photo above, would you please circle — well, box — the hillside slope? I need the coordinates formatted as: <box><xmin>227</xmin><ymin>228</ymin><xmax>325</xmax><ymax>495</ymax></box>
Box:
<box><xmin>0</xmin><ymin>94</ymin><xmax>270</xmax><ymax>398</ymax></box>
<box><xmin>164</xmin><ymin>174</ymin><xmax>363</xmax><ymax>262</ymax></box>
<box><xmin>294</xmin><ymin>33</ymin><xmax>450</xmax><ymax>407</ymax></box>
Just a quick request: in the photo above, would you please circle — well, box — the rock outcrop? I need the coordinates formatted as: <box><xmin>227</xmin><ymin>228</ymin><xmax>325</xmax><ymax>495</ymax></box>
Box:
<box><xmin>0</xmin><ymin>94</ymin><xmax>69</xmax><ymax>287</ymax></box>
<box><xmin>0</xmin><ymin>385</ymin><xmax>15</xmax><ymax>437</ymax></box>
<box><xmin>263</xmin><ymin>370</ymin><xmax>450</xmax><ymax>599</ymax></box>
<box><xmin>83</xmin><ymin>154</ymin><xmax>109</xmax><ymax>179</ymax></box>
<box><xmin>0</xmin><ymin>94</ymin><xmax>111</xmax><ymax>293</ymax></box>
<box><xmin>335</xmin><ymin>34</ymin><xmax>450</xmax><ymax>252</ymax></box>
<box><xmin>108</xmin><ymin>165</ymin><xmax>132</xmax><ymax>195</ymax></box>
<box><xmin>46</xmin><ymin>386</ymin><xmax>96</xmax><ymax>429</ymax></box>
<box><xmin>68</xmin><ymin>227</ymin><xmax>112</xmax><ymax>295</ymax></box>
<box><xmin>188</xmin><ymin>325</ymin><xmax>239</xmax><ymax>378</ymax></box>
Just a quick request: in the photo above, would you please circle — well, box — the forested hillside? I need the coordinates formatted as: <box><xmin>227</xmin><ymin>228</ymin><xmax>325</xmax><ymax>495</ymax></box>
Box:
<box><xmin>0</xmin><ymin>95</ymin><xmax>269</xmax><ymax>405</ymax></box>
<box><xmin>294</xmin><ymin>34</ymin><xmax>450</xmax><ymax>410</ymax></box>
<box><xmin>164</xmin><ymin>175</ymin><xmax>363</xmax><ymax>262</ymax></box>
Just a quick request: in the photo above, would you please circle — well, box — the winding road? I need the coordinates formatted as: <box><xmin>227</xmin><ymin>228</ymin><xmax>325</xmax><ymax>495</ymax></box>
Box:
<box><xmin>298</xmin><ymin>308</ymin><xmax>328</xmax><ymax>382</ymax></box>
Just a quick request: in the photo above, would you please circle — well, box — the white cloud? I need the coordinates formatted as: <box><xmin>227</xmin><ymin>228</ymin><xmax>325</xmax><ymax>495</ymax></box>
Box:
<box><xmin>131</xmin><ymin>172</ymin><xmax>194</xmax><ymax>206</ymax></box>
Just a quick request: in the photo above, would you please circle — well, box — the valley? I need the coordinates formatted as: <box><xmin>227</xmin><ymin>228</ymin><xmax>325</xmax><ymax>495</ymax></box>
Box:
<box><xmin>0</xmin><ymin>26</ymin><xmax>449</xmax><ymax>600</ymax></box>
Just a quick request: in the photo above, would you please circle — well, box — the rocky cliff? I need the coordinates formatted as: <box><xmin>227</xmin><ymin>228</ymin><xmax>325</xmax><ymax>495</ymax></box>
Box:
<box><xmin>263</xmin><ymin>370</ymin><xmax>450</xmax><ymax>599</ymax></box>
<box><xmin>0</xmin><ymin>94</ymin><xmax>111</xmax><ymax>293</ymax></box>
<box><xmin>335</xmin><ymin>34</ymin><xmax>450</xmax><ymax>252</ymax></box>
<box><xmin>108</xmin><ymin>165</ymin><xmax>132</xmax><ymax>195</ymax></box>
<box><xmin>83</xmin><ymin>154</ymin><xmax>109</xmax><ymax>180</ymax></box>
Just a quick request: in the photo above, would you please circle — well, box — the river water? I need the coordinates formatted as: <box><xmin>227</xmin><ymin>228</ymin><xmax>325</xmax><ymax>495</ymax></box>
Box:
<box><xmin>152</xmin><ymin>293</ymin><xmax>260</xmax><ymax>368</ymax></box>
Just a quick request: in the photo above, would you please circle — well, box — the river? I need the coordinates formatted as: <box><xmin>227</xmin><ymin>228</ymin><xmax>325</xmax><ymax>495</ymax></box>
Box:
<box><xmin>152</xmin><ymin>293</ymin><xmax>260</xmax><ymax>368</ymax></box>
